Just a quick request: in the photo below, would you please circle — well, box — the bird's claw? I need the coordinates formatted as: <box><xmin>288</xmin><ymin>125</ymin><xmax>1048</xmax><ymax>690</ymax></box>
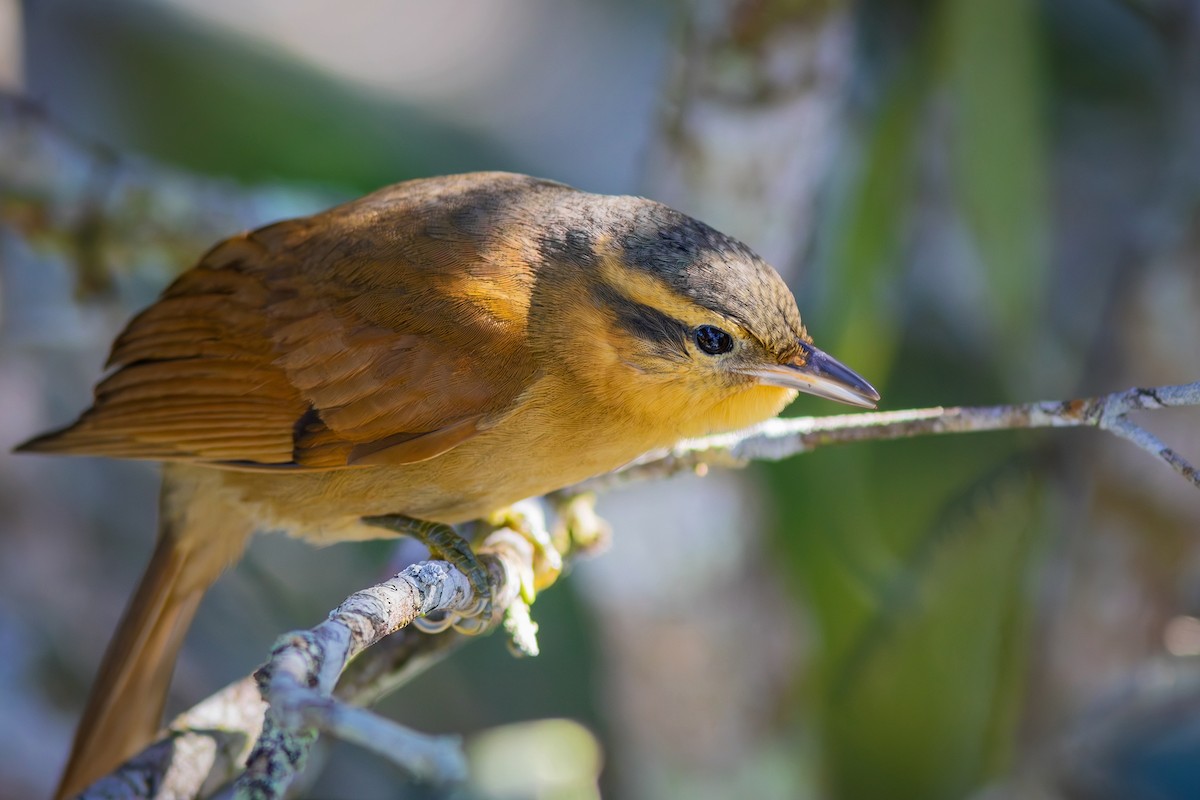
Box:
<box><xmin>365</xmin><ymin>500</ymin><xmax>579</xmax><ymax>644</ymax></box>
<box><xmin>363</xmin><ymin>514</ymin><xmax>494</xmax><ymax>633</ymax></box>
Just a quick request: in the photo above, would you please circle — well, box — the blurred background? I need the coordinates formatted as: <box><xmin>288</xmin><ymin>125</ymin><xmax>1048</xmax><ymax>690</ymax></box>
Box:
<box><xmin>2</xmin><ymin>0</ymin><xmax>1200</xmax><ymax>798</ymax></box>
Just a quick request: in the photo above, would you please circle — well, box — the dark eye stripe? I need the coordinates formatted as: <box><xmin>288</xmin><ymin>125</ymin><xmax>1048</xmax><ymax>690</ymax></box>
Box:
<box><xmin>591</xmin><ymin>285</ymin><xmax>690</xmax><ymax>357</ymax></box>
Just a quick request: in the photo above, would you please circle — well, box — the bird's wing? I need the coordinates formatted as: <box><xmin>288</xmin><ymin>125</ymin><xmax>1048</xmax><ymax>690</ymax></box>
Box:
<box><xmin>18</xmin><ymin>177</ymin><xmax>542</xmax><ymax>470</ymax></box>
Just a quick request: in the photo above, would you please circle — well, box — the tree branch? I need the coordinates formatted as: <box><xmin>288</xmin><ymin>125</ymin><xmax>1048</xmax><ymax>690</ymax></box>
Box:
<box><xmin>74</xmin><ymin>378</ymin><xmax>1200</xmax><ymax>799</ymax></box>
<box><xmin>233</xmin><ymin>526</ymin><xmax>539</xmax><ymax>799</ymax></box>
<box><xmin>71</xmin><ymin>679</ymin><xmax>265</xmax><ymax>800</ymax></box>
<box><xmin>78</xmin><ymin>529</ymin><xmax>535</xmax><ymax>800</ymax></box>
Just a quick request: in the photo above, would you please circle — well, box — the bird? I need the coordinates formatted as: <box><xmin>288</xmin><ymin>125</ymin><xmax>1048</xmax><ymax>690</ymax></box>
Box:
<box><xmin>17</xmin><ymin>171</ymin><xmax>879</xmax><ymax>798</ymax></box>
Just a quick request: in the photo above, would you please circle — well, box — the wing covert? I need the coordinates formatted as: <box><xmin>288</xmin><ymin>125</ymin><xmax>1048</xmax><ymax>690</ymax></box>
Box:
<box><xmin>18</xmin><ymin>175</ymin><xmax>543</xmax><ymax>470</ymax></box>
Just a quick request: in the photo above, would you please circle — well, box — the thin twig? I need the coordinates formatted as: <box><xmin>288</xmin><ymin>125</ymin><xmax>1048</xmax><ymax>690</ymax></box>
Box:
<box><xmin>573</xmin><ymin>381</ymin><xmax>1200</xmax><ymax>493</ymax></box>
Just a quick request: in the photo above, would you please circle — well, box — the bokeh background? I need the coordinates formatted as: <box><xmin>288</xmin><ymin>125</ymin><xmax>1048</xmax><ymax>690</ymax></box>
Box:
<box><xmin>3</xmin><ymin>0</ymin><xmax>1200</xmax><ymax>798</ymax></box>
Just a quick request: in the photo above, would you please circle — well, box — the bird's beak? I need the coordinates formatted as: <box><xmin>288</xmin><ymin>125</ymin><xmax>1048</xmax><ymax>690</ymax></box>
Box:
<box><xmin>742</xmin><ymin>341</ymin><xmax>880</xmax><ymax>409</ymax></box>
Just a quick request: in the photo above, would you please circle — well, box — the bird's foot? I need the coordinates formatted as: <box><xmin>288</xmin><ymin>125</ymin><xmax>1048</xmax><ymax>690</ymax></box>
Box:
<box><xmin>486</xmin><ymin>500</ymin><xmax>564</xmax><ymax>604</ymax></box>
<box><xmin>483</xmin><ymin>496</ymin><xmax>609</xmax><ymax>657</ymax></box>
<box><xmin>363</xmin><ymin>515</ymin><xmax>493</xmax><ymax>633</ymax></box>
<box><xmin>482</xmin><ymin>500</ymin><xmax>564</xmax><ymax>657</ymax></box>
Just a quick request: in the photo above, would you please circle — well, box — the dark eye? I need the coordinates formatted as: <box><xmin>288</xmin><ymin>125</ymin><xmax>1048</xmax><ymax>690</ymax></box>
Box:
<box><xmin>694</xmin><ymin>325</ymin><xmax>733</xmax><ymax>355</ymax></box>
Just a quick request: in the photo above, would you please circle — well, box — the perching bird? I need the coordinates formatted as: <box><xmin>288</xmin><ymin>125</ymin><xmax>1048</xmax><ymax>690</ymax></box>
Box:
<box><xmin>18</xmin><ymin>172</ymin><xmax>878</xmax><ymax>798</ymax></box>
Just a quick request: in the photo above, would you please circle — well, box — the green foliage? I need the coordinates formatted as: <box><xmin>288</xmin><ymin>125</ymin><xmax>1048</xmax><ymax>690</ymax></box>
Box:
<box><xmin>814</xmin><ymin>53</ymin><xmax>924</xmax><ymax>383</ymax></box>
<box><xmin>939</xmin><ymin>0</ymin><xmax>1050</xmax><ymax>375</ymax></box>
<box><xmin>769</xmin><ymin>434</ymin><xmax>1047</xmax><ymax>799</ymax></box>
<box><xmin>821</xmin><ymin>471</ymin><xmax>1044</xmax><ymax>799</ymax></box>
<box><xmin>773</xmin><ymin>1</ymin><xmax>1055</xmax><ymax>797</ymax></box>
<box><xmin>29</xmin><ymin>0</ymin><xmax>518</xmax><ymax>191</ymax></box>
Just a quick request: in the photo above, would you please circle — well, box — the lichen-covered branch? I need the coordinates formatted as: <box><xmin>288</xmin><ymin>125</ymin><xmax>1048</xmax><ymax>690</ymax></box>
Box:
<box><xmin>232</xmin><ymin>526</ymin><xmax>537</xmax><ymax>800</ymax></box>
<box><xmin>75</xmin><ymin>631</ymin><xmax>470</xmax><ymax>800</ymax></box>
<box><xmin>72</xmin><ymin>679</ymin><xmax>265</xmax><ymax>800</ymax></box>
<box><xmin>76</xmin><ymin>529</ymin><xmax>536</xmax><ymax>800</ymax></box>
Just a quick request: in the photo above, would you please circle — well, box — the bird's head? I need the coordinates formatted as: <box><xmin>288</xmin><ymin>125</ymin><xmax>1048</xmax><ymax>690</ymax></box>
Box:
<box><xmin>533</xmin><ymin>194</ymin><xmax>879</xmax><ymax>440</ymax></box>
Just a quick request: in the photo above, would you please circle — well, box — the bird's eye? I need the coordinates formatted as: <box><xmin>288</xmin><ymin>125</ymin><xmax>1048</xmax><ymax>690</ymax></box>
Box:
<box><xmin>694</xmin><ymin>325</ymin><xmax>733</xmax><ymax>355</ymax></box>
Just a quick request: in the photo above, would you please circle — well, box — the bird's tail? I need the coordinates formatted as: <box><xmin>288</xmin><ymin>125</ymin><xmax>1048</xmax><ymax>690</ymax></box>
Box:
<box><xmin>55</xmin><ymin>465</ymin><xmax>252</xmax><ymax>800</ymax></box>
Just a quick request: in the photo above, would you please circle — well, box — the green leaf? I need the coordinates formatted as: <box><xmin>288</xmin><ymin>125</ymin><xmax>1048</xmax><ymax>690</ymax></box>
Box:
<box><xmin>30</xmin><ymin>0</ymin><xmax>517</xmax><ymax>191</ymax></box>
<box><xmin>813</xmin><ymin>54</ymin><xmax>925</xmax><ymax>384</ymax></box>
<box><xmin>784</xmin><ymin>463</ymin><xmax>1046</xmax><ymax>800</ymax></box>
<box><xmin>830</xmin><ymin>470</ymin><xmax>1041</xmax><ymax>793</ymax></box>
<box><xmin>939</xmin><ymin>0</ymin><xmax>1049</xmax><ymax>363</ymax></box>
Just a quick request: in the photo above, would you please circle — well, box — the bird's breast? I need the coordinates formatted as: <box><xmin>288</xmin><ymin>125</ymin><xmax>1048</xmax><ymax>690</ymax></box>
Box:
<box><xmin>210</xmin><ymin>373</ymin><xmax>669</xmax><ymax>543</ymax></box>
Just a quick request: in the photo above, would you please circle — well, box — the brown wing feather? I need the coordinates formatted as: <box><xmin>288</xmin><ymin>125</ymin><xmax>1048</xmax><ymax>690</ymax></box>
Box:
<box><xmin>18</xmin><ymin>173</ymin><xmax>546</xmax><ymax>469</ymax></box>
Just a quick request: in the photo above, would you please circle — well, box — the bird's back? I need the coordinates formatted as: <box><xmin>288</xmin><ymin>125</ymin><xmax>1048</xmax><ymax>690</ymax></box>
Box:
<box><xmin>18</xmin><ymin>172</ymin><xmax>569</xmax><ymax>472</ymax></box>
